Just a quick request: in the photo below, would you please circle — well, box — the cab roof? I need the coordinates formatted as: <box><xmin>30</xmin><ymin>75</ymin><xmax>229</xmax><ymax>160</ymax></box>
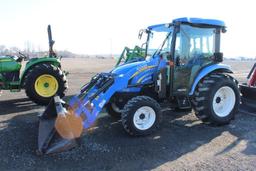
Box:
<box><xmin>148</xmin><ymin>17</ymin><xmax>225</xmax><ymax>32</ymax></box>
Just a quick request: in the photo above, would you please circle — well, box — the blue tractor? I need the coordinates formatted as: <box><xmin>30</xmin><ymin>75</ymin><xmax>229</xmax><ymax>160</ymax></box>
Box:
<box><xmin>37</xmin><ymin>18</ymin><xmax>240</xmax><ymax>154</ymax></box>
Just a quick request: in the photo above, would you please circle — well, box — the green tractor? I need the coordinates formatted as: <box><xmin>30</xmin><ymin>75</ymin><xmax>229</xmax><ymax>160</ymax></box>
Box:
<box><xmin>0</xmin><ymin>25</ymin><xmax>68</xmax><ymax>105</ymax></box>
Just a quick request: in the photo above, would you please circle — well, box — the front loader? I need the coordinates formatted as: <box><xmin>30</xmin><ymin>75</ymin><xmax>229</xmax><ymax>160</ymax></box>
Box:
<box><xmin>0</xmin><ymin>25</ymin><xmax>67</xmax><ymax>105</ymax></box>
<box><xmin>38</xmin><ymin>18</ymin><xmax>241</xmax><ymax>154</ymax></box>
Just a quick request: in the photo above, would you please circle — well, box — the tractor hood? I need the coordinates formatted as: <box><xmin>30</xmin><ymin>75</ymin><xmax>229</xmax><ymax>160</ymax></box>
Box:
<box><xmin>0</xmin><ymin>56</ymin><xmax>21</xmax><ymax>73</ymax></box>
<box><xmin>111</xmin><ymin>60</ymin><xmax>149</xmax><ymax>75</ymax></box>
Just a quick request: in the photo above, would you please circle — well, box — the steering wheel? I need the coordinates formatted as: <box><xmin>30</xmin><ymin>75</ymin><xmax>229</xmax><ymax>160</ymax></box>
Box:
<box><xmin>160</xmin><ymin>51</ymin><xmax>171</xmax><ymax>60</ymax></box>
<box><xmin>16</xmin><ymin>52</ymin><xmax>29</xmax><ymax>62</ymax></box>
<box><xmin>20</xmin><ymin>52</ymin><xmax>29</xmax><ymax>59</ymax></box>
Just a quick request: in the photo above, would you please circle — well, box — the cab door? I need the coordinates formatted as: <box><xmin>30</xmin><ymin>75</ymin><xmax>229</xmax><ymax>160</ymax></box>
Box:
<box><xmin>172</xmin><ymin>24</ymin><xmax>216</xmax><ymax>96</ymax></box>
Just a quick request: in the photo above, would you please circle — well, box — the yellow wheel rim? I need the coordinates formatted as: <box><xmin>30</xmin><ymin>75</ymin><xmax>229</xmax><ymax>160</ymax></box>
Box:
<box><xmin>34</xmin><ymin>74</ymin><xmax>59</xmax><ymax>97</ymax></box>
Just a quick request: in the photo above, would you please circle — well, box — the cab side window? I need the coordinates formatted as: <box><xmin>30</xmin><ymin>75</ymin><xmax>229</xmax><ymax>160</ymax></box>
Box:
<box><xmin>174</xmin><ymin>25</ymin><xmax>215</xmax><ymax>67</ymax></box>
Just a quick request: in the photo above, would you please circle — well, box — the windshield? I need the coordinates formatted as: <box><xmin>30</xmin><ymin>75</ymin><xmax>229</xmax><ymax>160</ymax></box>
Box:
<box><xmin>147</xmin><ymin>28</ymin><xmax>173</xmax><ymax>57</ymax></box>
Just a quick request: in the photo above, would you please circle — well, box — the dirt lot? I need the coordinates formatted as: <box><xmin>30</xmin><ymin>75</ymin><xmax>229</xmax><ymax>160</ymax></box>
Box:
<box><xmin>0</xmin><ymin>58</ymin><xmax>256</xmax><ymax>171</ymax></box>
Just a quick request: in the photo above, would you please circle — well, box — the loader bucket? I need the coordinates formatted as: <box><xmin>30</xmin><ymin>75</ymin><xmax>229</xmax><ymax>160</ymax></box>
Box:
<box><xmin>239</xmin><ymin>84</ymin><xmax>256</xmax><ymax>115</ymax></box>
<box><xmin>37</xmin><ymin>96</ymin><xmax>83</xmax><ymax>155</ymax></box>
<box><xmin>37</xmin><ymin>73</ymin><xmax>117</xmax><ymax>154</ymax></box>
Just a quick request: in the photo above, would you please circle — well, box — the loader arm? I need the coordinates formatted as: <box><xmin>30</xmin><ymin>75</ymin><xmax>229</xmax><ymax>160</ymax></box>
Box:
<box><xmin>68</xmin><ymin>65</ymin><xmax>145</xmax><ymax>128</ymax></box>
<box><xmin>37</xmin><ymin>62</ymin><xmax>147</xmax><ymax>154</ymax></box>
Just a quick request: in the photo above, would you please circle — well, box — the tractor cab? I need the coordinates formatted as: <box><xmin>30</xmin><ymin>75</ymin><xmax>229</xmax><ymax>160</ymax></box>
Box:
<box><xmin>147</xmin><ymin>18</ymin><xmax>226</xmax><ymax>96</ymax></box>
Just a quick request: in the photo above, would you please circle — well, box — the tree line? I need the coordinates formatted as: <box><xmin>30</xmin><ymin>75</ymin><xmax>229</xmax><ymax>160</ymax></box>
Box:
<box><xmin>0</xmin><ymin>45</ymin><xmax>89</xmax><ymax>58</ymax></box>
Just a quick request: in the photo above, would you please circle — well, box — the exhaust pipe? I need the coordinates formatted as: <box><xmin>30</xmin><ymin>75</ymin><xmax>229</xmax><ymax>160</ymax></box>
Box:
<box><xmin>37</xmin><ymin>96</ymin><xmax>83</xmax><ymax>155</ymax></box>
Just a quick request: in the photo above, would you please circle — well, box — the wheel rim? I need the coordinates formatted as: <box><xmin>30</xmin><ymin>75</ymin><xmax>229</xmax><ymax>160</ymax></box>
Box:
<box><xmin>213</xmin><ymin>86</ymin><xmax>236</xmax><ymax>117</ymax></box>
<box><xmin>34</xmin><ymin>74</ymin><xmax>59</xmax><ymax>97</ymax></box>
<box><xmin>133</xmin><ymin>106</ymin><xmax>156</xmax><ymax>130</ymax></box>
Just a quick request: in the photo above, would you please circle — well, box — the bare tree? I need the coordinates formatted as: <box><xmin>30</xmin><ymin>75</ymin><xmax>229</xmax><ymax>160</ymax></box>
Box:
<box><xmin>0</xmin><ymin>45</ymin><xmax>6</xmax><ymax>55</ymax></box>
<box><xmin>24</xmin><ymin>40</ymin><xmax>32</xmax><ymax>54</ymax></box>
<box><xmin>10</xmin><ymin>46</ymin><xmax>20</xmax><ymax>54</ymax></box>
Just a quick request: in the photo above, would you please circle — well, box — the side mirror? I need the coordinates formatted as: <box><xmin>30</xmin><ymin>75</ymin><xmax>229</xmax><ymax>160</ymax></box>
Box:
<box><xmin>222</xmin><ymin>27</ymin><xmax>227</xmax><ymax>33</ymax></box>
<box><xmin>138</xmin><ymin>29</ymin><xmax>144</xmax><ymax>40</ymax></box>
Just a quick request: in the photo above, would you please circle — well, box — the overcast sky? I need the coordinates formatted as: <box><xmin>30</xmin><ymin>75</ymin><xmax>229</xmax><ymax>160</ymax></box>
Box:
<box><xmin>0</xmin><ymin>0</ymin><xmax>255</xmax><ymax>57</ymax></box>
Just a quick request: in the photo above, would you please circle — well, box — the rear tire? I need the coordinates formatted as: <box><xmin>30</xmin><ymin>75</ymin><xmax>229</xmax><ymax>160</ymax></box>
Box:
<box><xmin>24</xmin><ymin>63</ymin><xmax>67</xmax><ymax>105</ymax></box>
<box><xmin>193</xmin><ymin>73</ymin><xmax>240</xmax><ymax>125</ymax></box>
<box><xmin>121</xmin><ymin>96</ymin><xmax>162</xmax><ymax>136</ymax></box>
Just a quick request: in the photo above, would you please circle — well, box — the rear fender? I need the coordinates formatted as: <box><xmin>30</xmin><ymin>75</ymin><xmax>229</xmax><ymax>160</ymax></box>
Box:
<box><xmin>20</xmin><ymin>57</ymin><xmax>61</xmax><ymax>86</ymax></box>
<box><xmin>189</xmin><ymin>64</ymin><xmax>233</xmax><ymax>96</ymax></box>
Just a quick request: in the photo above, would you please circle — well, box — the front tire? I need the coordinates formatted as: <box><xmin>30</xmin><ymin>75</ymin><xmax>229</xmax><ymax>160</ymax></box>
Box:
<box><xmin>24</xmin><ymin>63</ymin><xmax>67</xmax><ymax>105</ymax></box>
<box><xmin>193</xmin><ymin>73</ymin><xmax>240</xmax><ymax>125</ymax></box>
<box><xmin>121</xmin><ymin>96</ymin><xmax>162</xmax><ymax>136</ymax></box>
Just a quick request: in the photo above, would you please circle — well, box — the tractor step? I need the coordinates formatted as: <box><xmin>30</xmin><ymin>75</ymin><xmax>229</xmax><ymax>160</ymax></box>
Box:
<box><xmin>9</xmin><ymin>81</ymin><xmax>20</xmax><ymax>92</ymax></box>
<box><xmin>176</xmin><ymin>96</ymin><xmax>191</xmax><ymax>109</ymax></box>
<box><xmin>10</xmin><ymin>89</ymin><xmax>20</xmax><ymax>92</ymax></box>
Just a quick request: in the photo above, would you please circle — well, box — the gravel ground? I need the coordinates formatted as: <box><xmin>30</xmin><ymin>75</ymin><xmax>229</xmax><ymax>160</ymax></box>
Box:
<box><xmin>0</xmin><ymin>58</ymin><xmax>255</xmax><ymax>171</ymax></box>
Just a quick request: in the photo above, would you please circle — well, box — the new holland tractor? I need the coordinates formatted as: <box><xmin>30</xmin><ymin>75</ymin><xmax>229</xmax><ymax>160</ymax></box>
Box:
<box><xmin>37</xmin><ymin>18</ymin><xmax>241</xmax><ymax>154</ymax></box>
<box><xmin>0</xmin><ymin>25</ymin><xmax>68</xmax><ymax>105</ymax></box>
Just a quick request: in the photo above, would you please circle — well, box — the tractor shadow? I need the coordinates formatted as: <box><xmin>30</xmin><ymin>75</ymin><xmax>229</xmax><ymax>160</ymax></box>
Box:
<box><xmin>0</xmin><ymin>102</ymin><xmax>256</xmax><ymax>170</ymax></box>
<box><xmin>0</xmin><ymin>97</ymin><xmax>38</xmax><ymax>115</ymax></box>
<box><xmin>0</xmin><ymin>94</ymin><xmax>74</xmax><ymax>116</ymax></box>
<box><xmin>72</xmin><ymin>110</ymin><xmax>256</xmax><ymax>170</ymax></box>
<box><xmin>0</xmin><ymin>111</ymin><xmax>39</xmax><ymax>170</ymax></box>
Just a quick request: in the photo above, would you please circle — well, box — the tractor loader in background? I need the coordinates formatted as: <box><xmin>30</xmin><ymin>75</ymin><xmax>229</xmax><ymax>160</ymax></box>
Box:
<box><xmin>115</xmin><ymin>29</ymin><xmax>150</xmax><ymax>67</ymax></box>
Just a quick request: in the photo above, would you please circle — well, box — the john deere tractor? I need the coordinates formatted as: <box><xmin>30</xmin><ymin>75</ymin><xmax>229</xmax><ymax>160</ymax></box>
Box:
<box><xmin>37</xmin><ymin>18</ymin><xmax>240</xmax><ymax>154</ymax></box>
<box><xmin>0</xmin><ymin>25</ymin><xmax>68</xmax><ymax>105</ymax></box>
